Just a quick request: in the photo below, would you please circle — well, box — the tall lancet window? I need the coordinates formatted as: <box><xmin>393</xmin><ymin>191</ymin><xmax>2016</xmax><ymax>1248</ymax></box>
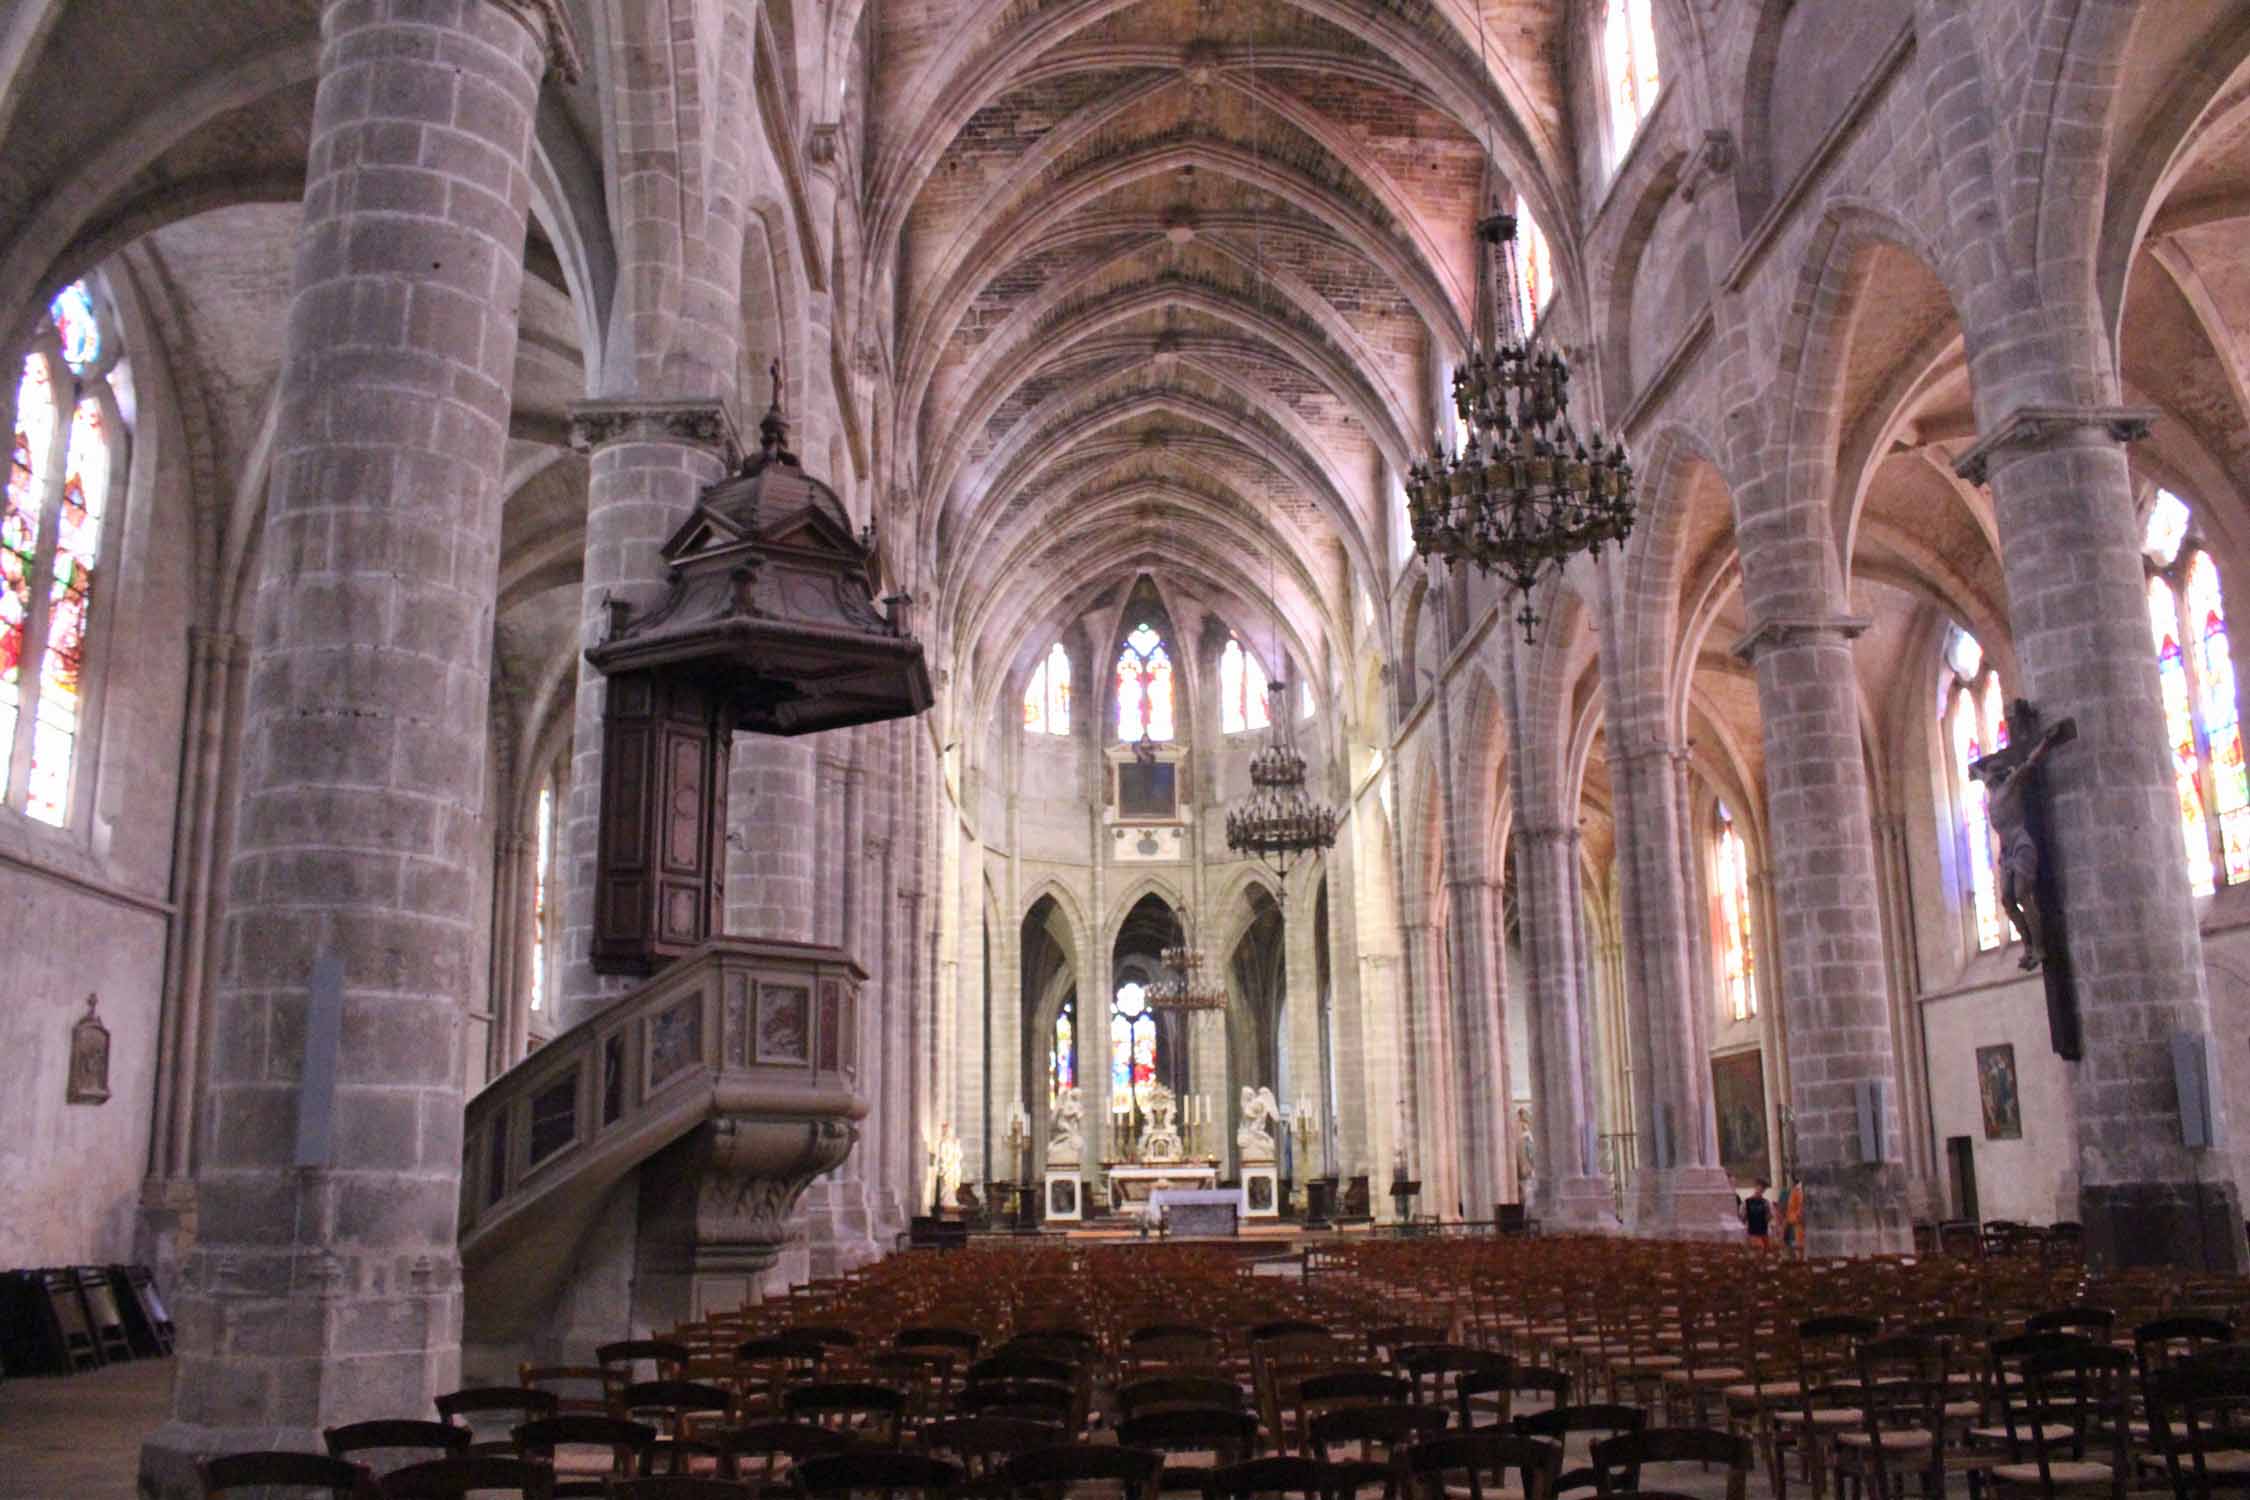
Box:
<box><xmin>1051</xmin><ymin>992</ymin><xmax>1076</xmax><ymax>1109</ymax></box>
<box><xmin>2145</xmin><ymin>490</ymin><xmax>2249</xmax><ymax>894</ymax></box>
<box><xmin>1219</xmin><ymin>634</ymin><xmax>1270</xmax><ymax>734</ymax></box>
<box><xmin>1603</xmin><ymin>0</ymin><xmax>1662</xmax><ymax>172</ymax></box>
<box><xmin>1024</xmin><ymin>642</ymin><xmax>1071</xmax><ymax>735</ymax></box>
<box><xmin>4</xmin><ymin>279</ymin><xmax>126</xmax><ymax>828</ymax></box>
<box><xmin>1942</xmin><ymin>626</ymin><xmax>2010</xmax><ymax>951</ymax></box>
<box><xmin>1513</xmin><ymin>194</ymin><xmax>1556</xmax><ymax>332</ymax></box>
<box><xmin>1116</xmin><ymin>622</ymin><xmax>1175</xmax><ymax>742</ymax></box>
<box><xmin>1111</xmin><ymin>980</ymin><xmax>1158</xmax><ymax>1114</ymax></box>
<box><xmin>532</xmin><ymin>781</ymin><xmax>556</xmax><ymax>1013</ymax></box>
<box><xmin>1711</xmin><ymin>801</ymin><xmax>1759</xmax><ymax>1021</ymax></box>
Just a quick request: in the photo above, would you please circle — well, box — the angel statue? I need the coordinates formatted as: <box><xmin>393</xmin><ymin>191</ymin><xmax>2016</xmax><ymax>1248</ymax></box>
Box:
<box><xmin>1049</xmin><ymin>1085</ymin><xmax>1085</xmax><ymax>1167</ymax></box>
<box><xmin>1237</xmin><ymin>1085</ymin><xmax>1280</xmax><ymax>1163</ymax></box>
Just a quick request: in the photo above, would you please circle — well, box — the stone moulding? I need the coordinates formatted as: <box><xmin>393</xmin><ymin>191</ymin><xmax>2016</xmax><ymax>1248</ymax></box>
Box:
<box><xmin>568</xmin><ymin>398</ymin><xmax>743</xmax><ymax>468</ymax></box>
<box><xmin>1730</xmin><ymin>614</ymin><xmax>1873</xmax><ymax>663</ymax></box>
<box><xmin>1951</xmin><ymin>404</ymin><xmax>2157</xmax><ymax>486</ymax></box>
<box><xmin>488</xmin><ymin>0</ymin><xmax>585</xmax><ymax>83</ymax></box>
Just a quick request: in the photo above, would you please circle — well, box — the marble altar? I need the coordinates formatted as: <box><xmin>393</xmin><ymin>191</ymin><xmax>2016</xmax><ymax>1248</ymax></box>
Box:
<box><xmin>1150</xmin><ymin>1186</ymin><xmax>1242</xmax><ymax>1238</ymax></box>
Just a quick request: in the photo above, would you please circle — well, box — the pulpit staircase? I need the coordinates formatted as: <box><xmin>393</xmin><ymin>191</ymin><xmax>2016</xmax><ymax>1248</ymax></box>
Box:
<box><xmin>458</xmin><ymin>939</ymin><xmax>867</xmax><ymax>1344</ymax></box>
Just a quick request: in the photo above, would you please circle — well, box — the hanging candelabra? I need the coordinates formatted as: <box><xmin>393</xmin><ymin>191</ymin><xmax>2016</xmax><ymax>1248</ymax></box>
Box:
<box><xmin>1226</xmin><ymin>678</ymin><xmax>1340</xmax><ymax>882</ymax></box>
<box><xmin>1405</xmin><ymin>214</ymin><xmax>1636</xmax><ymax>642</ymax></box>
<box><xmin>1149</xmin><ymin>922</ymin><xmax>1227</xmax><ymax>1013</ymax></box>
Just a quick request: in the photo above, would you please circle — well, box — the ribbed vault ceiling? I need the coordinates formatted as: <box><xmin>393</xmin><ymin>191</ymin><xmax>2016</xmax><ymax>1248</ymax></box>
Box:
<box><xmin>880</xmin><ymin>0</ymin><xmax>1568</xmax><ymax>693</ymax></box>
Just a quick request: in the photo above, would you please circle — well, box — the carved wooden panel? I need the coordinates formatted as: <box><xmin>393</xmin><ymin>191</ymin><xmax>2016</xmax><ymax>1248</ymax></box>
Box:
<box><xmin>593</xmin><ymin>671</ymin><xmax>731</xmax><ymax>975</ymax></box>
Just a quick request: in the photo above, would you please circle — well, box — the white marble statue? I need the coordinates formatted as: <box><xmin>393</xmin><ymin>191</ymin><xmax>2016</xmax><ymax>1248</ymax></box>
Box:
<box><xmin>1139</xmin><ymin>1083</ymin><xmax>1185</xmax><ymax>1162</ymax></box>
<box><xmin>934</xmin><ymin>1121</ymin><xmax>963</xmax><ymax>1206</ymax></box>
<box><xmin>1049</xmin><ymin>1085</ymin><xmax>1085</xmax><ymax>1167</ymax></box>
<box><xmin>1237</xmin><ymin>1085</ymin><xmax>1279</xmax><ymax>1163</ymax></box>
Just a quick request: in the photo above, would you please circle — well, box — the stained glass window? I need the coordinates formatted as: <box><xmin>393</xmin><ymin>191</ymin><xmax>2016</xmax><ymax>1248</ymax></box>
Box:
<box><xmin>1300</xmin><ymin>676</ymin><xmax>1315</xmax><ymax>720</ymax></box>
<box><xmin>1111</xmin><ymin>980</ymin><xmax>1157</xmax><ymax>1114</ymax></box>
<box><xmin>1051</xmin><ymin>995</ymin><xmax>1076</xmax><ymax>1108</ymax></box>
<box><xmin>532</xmin><ymin>782</ymin><xmax>555</xmax><ymax>1013</ymax></box>
<box><xmin>1603</xmin><ymin>0</ymin><xmax>1662</xmax><ymax>172</ymax></box>
<box><xmin>1219</xmin><ymin>635</ymin><xmax>1270</xmax><ymax>734</ymax></box>
<box><xmin>2144</xmin><ymin>491</ymin><xmax>2245</xmax><ymax>895</ymax></box>
<box><xmin>2152</xmin><ymin>576</ymin><xmax>2215</xmax><ymax>897</ymax></box>
<box><xmin>3</xmin><ymin>359</ymin><xmax>56</xmax><ymax>765</ymax></box>
<box><xmin>1513</xmin><ymin>194</ymin><xmax>1556</xmax><ymax>332</ymax></box>
<box><xmin>1116</xmin><ymin>622</ymin><xmax>1175</xmax><ymax>743</ymax></box>
<box><xmin>1941</xmin><ymin>626</ymin><xmax>2014</xmax><ymax>951</ymax></box>
<box><xmin>0</xmin><ymin>279</ymin><xmax>127</xmax><ymax>829</ymax></box>
<box><xmin>1712</xmin><ymin>802</ymin><xmax>1758</xmax><ymax>1021</ymax></box>
<box><xmin>1024</xmin><ymin>642</ymin><xmax>1071</xmax><ymax>736</ymax></box>
<box><xmin>26</xmin><ymin>396</ymin><xmax>108</xmax><ymax>824</ymax></box>
<box><xmin>49</xmin><ymin>283</ymin><xmax>99</xmax><ymax>374</ymax></box>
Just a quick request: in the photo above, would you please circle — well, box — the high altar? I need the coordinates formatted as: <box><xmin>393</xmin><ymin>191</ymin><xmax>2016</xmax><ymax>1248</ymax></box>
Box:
<box><xmin>1101</xmin><ymin>1084</ymin><xmax>1219</xmax><ymax>1213</ymax></box>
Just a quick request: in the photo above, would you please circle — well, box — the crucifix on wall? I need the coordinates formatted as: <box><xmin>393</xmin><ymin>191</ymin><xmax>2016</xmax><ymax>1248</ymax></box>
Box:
<box><xmin>1969</xmin><ymin>699</ymin><xmax>2081</xmax><ymax>1060</ymax></box>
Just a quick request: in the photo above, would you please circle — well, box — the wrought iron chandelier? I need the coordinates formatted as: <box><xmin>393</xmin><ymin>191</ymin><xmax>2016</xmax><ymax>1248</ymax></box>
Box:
<box><xmin>1226</xmin><ymin>678</ymin><xmax>1341</xmax><ymax>882</ymax></box>
<box><xmin>1219</xmin><ymin>23</ymin><xmax>1341</xmax><ymax>887</ymax></box>
<box><xmin>1405</xmin><ymin>213</ymin><xmax>1635</xmax><ymax>642</ymax></box>
<box><xmin>1148</xmin><ymin>934</ymin><xmax>1227</xmax><ymax>1013</ymax></box>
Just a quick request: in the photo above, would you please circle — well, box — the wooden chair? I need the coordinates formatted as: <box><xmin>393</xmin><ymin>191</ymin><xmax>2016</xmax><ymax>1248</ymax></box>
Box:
<box><xmin>2146</xmin><ymin>1358</ymin><xmax>2250</xmax><ymax>1500</ymax></box>
<box><xmin>1398</xmin><ymin>1345</ymin><xmax>1506</xmax><ymax>1414</ymax></box>
<box><xmin>1294</xmin><ymin>1373</ymin><xmax>1414</xmax><ymax>1453</ymax></box>
<box><xmin>1200</xmin><ymin>1456</ymin><xmax>1375</xmax><ymax>1500</ymax></box>
<box><xmin>1118</xmin><ymin>1408</ymin><xmax>1264</xmax><ymax>1494</ymax></box>
<box><xmin>325</xmin><ymin>1420</ymin><xmax>472</xmax><ymax>1476</ymax></box>
<box><xmin>1769</xmin><ymin>1314</ymin><xmax>1880</xmax><ymax>1500</ymax></box>
<box><xmin>1398</xmin><ymin>1432</ymin><xmax>1561</xmax><ymax>1500</ymax></box>
<box><xmin>1833</xmin><ymin>1333</ymin><xmax>1951</xmax><ymax>1500</ymax></box>
<box><xmin>1984</xmin><ymin>1346</ymin><xmax>2136</xmax><ymax>1500</ymax></box>
<box><xmin>522</xmin><ymin>1363</ymin><xmax>619</xmax><ymax>1417</ymax></box>
<box><xmin>377</xmin><ymin>1455</ymin><xmax>557</xmax><ymax>1497</ymax></box>
<box><xmin>795</xmin><ymin>1450</ymin><xmax>962</xmax><ymax>1500</ymax></box>
<box><xmin>197</xmin><ymin>1451</ymin><xmax>374</xmax><ymax>1499</ymax></box>
<box><xmin>436</xmin><ymin>1386</ymin><xmax>562</xmax><ymax>1456</ymax></box>
<box><xmin>1000</xmin><ymin>1443</ymin><xmax>1162</xmax><ymax>1500</ymax></box>
<box><xmin>603</xmin><ymin>1480</ymin><xmax>753</xmax><ymax>1499</ymax></box>
<box><xmin>511</xmin><ymin>1416</ymin><xmax>657</xmax><ymax>1497</ymax></box>
<box><xmin>1120</xmin><ymin>1375</ymin><xmax>1251</xmax><ymax>1420</ymax></box>
<box><xmin>785</xmin><ymin>1380</ymin><xmax>909</xmax><ymax>1444</ymax></box>
<box><xmin>1588</xmin><ymin>1427</ymin><xmax>1752</xmax><ymax>1500</ymax></box>
<box><xmin>1305</xmin><ymin>1405</ymin><xmax>1447</xmax><ymax>1465</ymax></box>
<box><xmin>922</xmin><ymin>1416</ymin><xmax>1071</xmax><ymax>1498</ymax></box>
<box><xmin>959</xmin><ymin>1379</ymin><xmax>1077</xmax><ymax>1430</ymax></box>
<box><xmin>617</xmin><ymin>1380</ymin><xmax>733</xmax><ymax>1473</ymax></box>
<box><xmin>600</xmin><ymin>1340</ymin><xmax>691</xmax><ymax>1388</ymax></box>
<box><xmin>1510</xmin><ymin>1404</ymin><xmax>1645</xmax><ymax>1497</ymax></box>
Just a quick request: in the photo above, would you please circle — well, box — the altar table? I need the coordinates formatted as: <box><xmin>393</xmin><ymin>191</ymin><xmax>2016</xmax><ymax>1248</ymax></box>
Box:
<box><xmin>1103</xmin><ymin>1161</ymin><xmax>1219</xmax><ymax>1214</ymax></box>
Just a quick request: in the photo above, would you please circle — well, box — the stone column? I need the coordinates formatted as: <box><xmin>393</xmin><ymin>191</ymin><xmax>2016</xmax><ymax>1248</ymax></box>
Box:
<box><xmin>140</xmin><ymin>1</ymin><xmax>572</xmax><ymax>1488</ymax></box>
<box><xmin>1608</xmin><ymin>734</ymin><xmax>1740</xmax><ymax>1235</ymax></box>
<box><xmin>1736</xmin><ymin>618</ymin><xmax>1910</xmax><ymax>1255</ymax></box>
<box><xmin>1958</xmin><ymin>412</ymin><xmax>2245</xmax><ymax>1270</ymax></box>
<box><xmin>557</xmin><ymin>401</ymin><xmax>736</xmax><ymax>1029</ymax></box>
<box><xmin>1445</xmin><ymin>874</ymin><xmax>1511</xmax><ymax>1219</ymax></box>
<box><xmin>1513</xmin><ymin>825</ymin><xmax>1619</xmax><ymax>1227</ymax></box>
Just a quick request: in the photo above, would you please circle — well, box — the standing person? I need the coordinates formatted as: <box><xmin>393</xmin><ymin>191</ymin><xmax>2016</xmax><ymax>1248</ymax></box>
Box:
<box><xmin>1743</xmin><ymin>1178</ymin><xmax>1772</xmax><ymax>1245</ymax></box>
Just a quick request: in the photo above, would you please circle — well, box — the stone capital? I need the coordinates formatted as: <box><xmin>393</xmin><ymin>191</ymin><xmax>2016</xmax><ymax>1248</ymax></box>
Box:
<box><xmin>1611</xmin><ymin>732</ymin><xmax>1690</xmax><ymax>766</ymax></box>
<box><xmin>1730</xmin><ymin>614</ymin><xmax>1871</xmax><ymax>663</ymax></box>
<box><xmin>1953</xmin><ymin>403</ymin><xmax>2156</xmax><ymax>486</ymax></box>
<box><xmin>487</xmin><ymin>0</ymin><xmax>585</xmax><ymax>83</ymax></box>
<box><xmin>1513</xmin><ymin>822</ymin><xmax>1578</xmax><ymax>847</ymax></box>
<box><xmin>569</xmin><ymin>397</ymin><xmax>741</xmax><ymax>466</ymax></box>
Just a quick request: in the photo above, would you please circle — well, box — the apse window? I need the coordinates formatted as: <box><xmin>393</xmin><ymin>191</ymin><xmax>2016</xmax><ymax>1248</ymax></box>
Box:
<box><xmin>1513</xmin><ymin>195</ymin><xmax>1556</xmax><ymax>331</ymax></box>
<box><xmin>1602</xmin><ymin>0</ymin><xmax>1662</xmax><ymax>175</ymax></box>
<box><xmin>1941</xmin><ymin>625</ymin><xmax>2012</xmax><ymax>952</ymax></box>
<box><xmin>1024</xmin><ymin>641</ymin><xmax>1071</xmax><ymax>735</ymax></box>
<box><xmin>2145</xmin><ymin>489</ymin><xmax>2249</xmax><ymax>895</ymax></box>
<box><xmin>1051</xmin><ymin>993</ymin><xmax>1076</xmax><ymax>1110</ymax></box>
<box><xmin>1112</xmin><ymin>980</ymin><xmax>1159</xmax><ymax>1115</ymax></box>
<box><xmin>1115</xmin><ymin>622</ymin><xmax>1175</xmax><ymax>743</ymax></box>
<box><xmin>1219</xmin><ymin>634</ymin><xmax>1270</xmax><ymax>734</ymax></box>
<box><xmin>3</xmin><ymin>279</ymin><xmax>127</xmax><ymax>829</ymax></box>
<box><xmin>1711</xmin><ymin>801</ymin><xmax>1758</xmax><ymax>1021</ymax></box>
<box><xmin>531</xmin><ymin>781</ymin><xmax>556</xmax><ymax>1012</ymax></box>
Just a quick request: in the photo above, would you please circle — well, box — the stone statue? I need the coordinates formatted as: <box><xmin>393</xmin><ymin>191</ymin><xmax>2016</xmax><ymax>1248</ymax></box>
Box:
<box><xmin>1971</xmin><ymin>720</ymin><xmax>2073</xmax><ymax>970</ymax></box>
<box><xmin>67</xmin><ymin>993</ymin><xmax>110</xmax><ymax>1105</ymax></box>
<box><xmin>1049</xmin><ymin>1086</ymin><xmax>1085</xmax><ymax>1167</ymax></box>
<box><xmin>1139</xmin><ymin>1083</ymin><xmax>1184</xmax><ymax>1162</ymax></box>
<box><xmin>1237</xmin><ymin>1085</ymin><xmax>1279</xmax><ymax>1163</ymax></box>
<box><xmin>934</xmin><ymin>1121</ymin><xmax>963</xmax><ymax>1207</ymax></box>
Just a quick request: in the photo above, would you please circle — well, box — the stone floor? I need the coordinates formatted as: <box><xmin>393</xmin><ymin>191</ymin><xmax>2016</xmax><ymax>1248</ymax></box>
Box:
<box><xmin>0</xmin><ymin>1359</ymin><xmax>171</xmax><ymax>1498</ymax></box>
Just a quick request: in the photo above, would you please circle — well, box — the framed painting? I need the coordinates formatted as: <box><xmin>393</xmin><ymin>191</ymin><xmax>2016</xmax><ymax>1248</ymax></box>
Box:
<box><xmin>1977</xmin><ymin>1043</ymin><xmax>2022</xmax><ymax>1140</ymax></box>
<box><xmin>1711</xmin><ymin>1049</ymin><xmax>1768</xmax><ymax>1181</ymax></box>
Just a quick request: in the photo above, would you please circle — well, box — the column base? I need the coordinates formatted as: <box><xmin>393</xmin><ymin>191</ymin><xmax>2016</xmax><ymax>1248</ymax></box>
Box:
<box><xmin>1800</xmin><ymin>1161</ymin><xmax>1913</xmax><ymax>1257</ymax></box>
<box><xmin>1542</xmin><ymin>1175</ymin><xmax>1624</xmax><ymax>1232</ymax></box>
<box><xmin>2081</xmin><ymin>1179</ymin><xmax>2246</xmax><ymax>1272</ymax></box>
<box><xmin>1627</xmin><ymin>1166</ymin><xmax>1745</xmax><ymax>1240</ymax></box>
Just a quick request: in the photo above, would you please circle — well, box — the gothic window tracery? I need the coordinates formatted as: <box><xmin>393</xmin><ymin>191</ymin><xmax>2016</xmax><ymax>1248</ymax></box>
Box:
<box><xmin>1115</xmin><ymin>622</ymin><xmax>1175</xmax><ymax>743</ymax></box>
<box><xmin>1711</xmin><ymin>801</ymin><xmax>1759</xmax><ymax>1021</ymax></box>
<box><xmin>1111</xmin><ymin>980</ymin><xmax>1157</xmax><ymax>1115</ymax></box>
<box><xmin>2144</xmin><ymin>490</ymin><xmax>2249</xmax><ymax>894</ymax></box>
<box><xmin>1219</xmin><ymin>634</ymin><xmax>1270</xmax><ymax>735</ymax></box>
<box><xmin>3</xmin><ymin>280</ymin><xmax>126</xmax><ymax>829</ymax></box>
<box><xmin>1024</xmin><ymin>641</ymin><xmax>1072</xmax><ymax>735</ymax></box>
<box><xmin>1602</xmin><ymin>0</ymin><xmax>1662</xmax><ymax>173</ymax></box>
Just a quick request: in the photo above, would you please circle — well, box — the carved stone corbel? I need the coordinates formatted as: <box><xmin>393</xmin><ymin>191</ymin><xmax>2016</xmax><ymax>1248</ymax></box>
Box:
<box><xmin>1952</xmin><ymin>404</ymin><xmax>2157</xmax><ymax>486</ymax></box>
<box><xmin>568</xmin><ymin>398</ymin><xmax>742</xmax><ymax>468</ymax></box>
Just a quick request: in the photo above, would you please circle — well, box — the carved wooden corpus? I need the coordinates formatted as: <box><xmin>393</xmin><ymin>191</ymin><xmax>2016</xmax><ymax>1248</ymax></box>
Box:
<box><xmin>592</xmin><ymin>672</ymin><xmax>731</xmax><ymax>976</ymax></box>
